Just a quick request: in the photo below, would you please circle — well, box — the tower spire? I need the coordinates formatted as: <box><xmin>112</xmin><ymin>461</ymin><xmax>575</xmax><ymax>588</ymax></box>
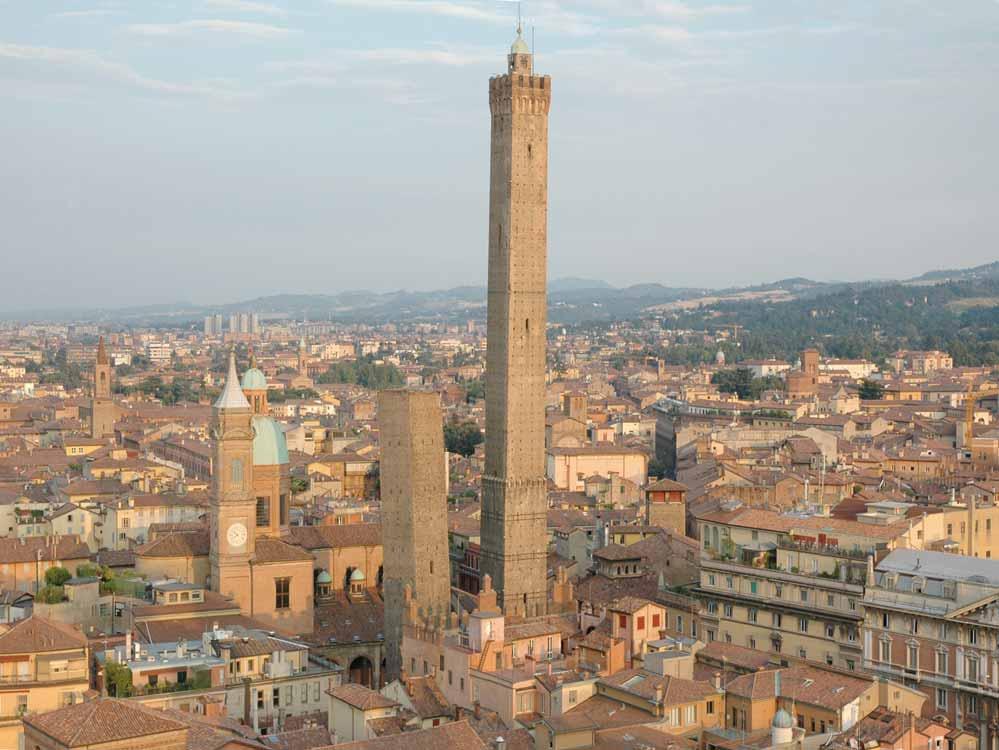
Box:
<box><xmin>96</xmin><ymin>336</ymin><xmax>108</xmax><ymax>365</ymax></box>
<box><xmin>215</xmin><ymin>350</ymin><xmax>250</xmax><ymax>410</ymax></box>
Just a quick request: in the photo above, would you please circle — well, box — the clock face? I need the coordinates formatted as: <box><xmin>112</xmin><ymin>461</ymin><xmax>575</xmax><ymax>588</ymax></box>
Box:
<box><xmin>227</xmin><ymin>522</ymin><xmax>248</xmax><ymax>549</ymax></box>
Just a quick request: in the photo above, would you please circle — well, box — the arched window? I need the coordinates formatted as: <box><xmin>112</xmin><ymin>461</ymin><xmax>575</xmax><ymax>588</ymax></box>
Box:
<box><xmin>231</xmin><ymin>459</ymin><xmax>243</xmax><ymax>487</ymax></box>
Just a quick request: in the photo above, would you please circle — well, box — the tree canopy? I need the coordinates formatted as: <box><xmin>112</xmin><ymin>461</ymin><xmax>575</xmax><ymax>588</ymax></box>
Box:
<box><xmin>444</xmin><ymin>421</ymin><xmax>483</xmax><ymax>457</ymax></box>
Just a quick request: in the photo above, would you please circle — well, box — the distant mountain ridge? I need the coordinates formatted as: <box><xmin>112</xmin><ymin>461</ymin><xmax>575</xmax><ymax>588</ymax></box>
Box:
<box><xmin>3</xmin><ymin>266</ymin><xmax>998</xmax><ymax>325</ymax></box>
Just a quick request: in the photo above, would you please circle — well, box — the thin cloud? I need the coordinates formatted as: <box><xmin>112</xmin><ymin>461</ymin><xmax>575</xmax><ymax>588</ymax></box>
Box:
<box><xmin>51</xmin><ymin>9</ymin><xmax>115</xmax><ymax>19</ymax></box>
<box><xmin>126</xmin><ymin>19</ymin><xmax>297</xmax><ymax>39</ymax></box>
<box><xmin>328</xmin><ymin>0</ymin><xmax>507</xmax><ymax>24</ymax></box>
<box><xmin>0</xmin><ymin>42</ymin><xmax>243</xmax><ymax>99</ymax></box>
<box><xmin>203</xmin><ymin>0</ymin><xmax>288</xmax><ymax>17</ymax></box>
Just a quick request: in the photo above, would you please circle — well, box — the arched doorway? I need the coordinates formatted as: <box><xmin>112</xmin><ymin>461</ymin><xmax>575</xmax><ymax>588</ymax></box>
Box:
<box><xmin>349</xmin><ymin>655</ymin><xmax>374</xmax><ymax>687</ymax></box>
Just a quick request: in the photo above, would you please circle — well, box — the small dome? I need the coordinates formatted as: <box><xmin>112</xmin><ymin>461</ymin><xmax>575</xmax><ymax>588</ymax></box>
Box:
<box><xmin>316</xmin><ymin>570</ymin><xmax>333</xmax><ymax>585</ymax></box>
<box><xmin>511</xmin><ymin>28</ymin><xmax>530</xmax><ymax>55</ymax></box>
<box><xmin>252</xmin><ymin>415</ymin><xmax>289</xmax><ymax>466</ymax></box>
<box><xmin>350</xmin><ymin>568</ymin><xmax>366</xmax><ymax>582</ymax></box>
<box><xmin>241</xmin><ymin>368</ymin><xmax>267</xmax><ymax>391</ymax></box>
<box><xmin>772</xmin><ymin>709</ymin><xmax>794</xmax><ymax>729</ymax></box>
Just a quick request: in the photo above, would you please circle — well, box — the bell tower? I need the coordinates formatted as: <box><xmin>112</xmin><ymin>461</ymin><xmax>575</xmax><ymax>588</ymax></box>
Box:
<box><xmin>209</xmin><ymin>351</ymin><xmax>256</xmax><ymax>611</ymax></box>
<box><xmin>90</xmin><ymin>336</ymin><xmax>116</xmax><ymax>440</ymax></box>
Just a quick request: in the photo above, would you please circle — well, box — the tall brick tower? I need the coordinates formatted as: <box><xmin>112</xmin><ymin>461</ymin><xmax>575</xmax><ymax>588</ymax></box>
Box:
<box><xmin>209</xmin><ymin>351</ymin><xmax>255</xmax><ymax>611</ymax></box>
<box><xmin>379</xmin><ymin>389</ymin><xmax>451</xmax><ymax>681</ymax></box>
<box><xmin>90</xmin><ymin>336</ymin><xmax>116</xmax><ymax>440</ymax></box>
<box><xmin>480</xmin><ymin>25</ymin><xmax>552</xmax><ymax>618</ymax></box>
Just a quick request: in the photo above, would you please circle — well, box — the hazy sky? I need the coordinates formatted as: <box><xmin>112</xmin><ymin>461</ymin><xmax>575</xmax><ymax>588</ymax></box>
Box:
<box><xmin>2</xmin><ymin>0</ymin><xmax>998</xmax><ymax>309</ymax></box>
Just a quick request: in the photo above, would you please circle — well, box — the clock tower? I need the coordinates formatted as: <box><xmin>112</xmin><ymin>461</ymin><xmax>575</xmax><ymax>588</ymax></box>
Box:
<box><xmin>209</xmin><ymin>351</ymin><xmax>256</xmax><ymax>611</ymax></box>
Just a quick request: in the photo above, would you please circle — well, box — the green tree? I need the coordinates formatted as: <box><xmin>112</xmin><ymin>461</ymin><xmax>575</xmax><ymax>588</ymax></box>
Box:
<box><xmin>858</xmin><ymin>379</ymin><xmax>885</xmax><ymax>400</ymax></box>
<box><xmin>465</xmin><ymin>379</ymin><xmax>485</xmax><ymax>403</ymax></box>
<box><xmin>36</xmin><ymin>585</ymin><xmax>65</xmax><ymax>604</ymax></box>
<box><xmin>711</xmin><ymin>368</ymin><xmax>755</xmax><ymax>399</ymax></box>
<box><xmin>317</xmin><ymin>358</ymin><xmax>404</xmax><ymax>390</ymax></box>
<box><xmin>104</xmin><ymin>661</ymin><xmax>133</xmax><ymax>698</ymax></box>
<box><xmin>44</xmin><ymin>566</ymin><xmax>72</xmax><ymax>587</ymax></box>
<box><xmin>444</xmin><ymin>421</ymin><xmax>484</xmax><ymax>457</ymax></box>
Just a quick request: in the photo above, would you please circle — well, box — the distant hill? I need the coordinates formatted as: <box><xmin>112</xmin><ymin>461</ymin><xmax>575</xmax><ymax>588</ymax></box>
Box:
<box><xmin>548</xmin><ymin>277</ymin><xmax>615</xmax><ymax>292</ymax></box>
<box><xmin>906</xmin><ymin>261</ymin><xmax>999</xmax><ymax>284</ymax></box>
<box><xmin>5</xmin><ymin>262</ymin><xmax>999</xmax><ymax>326</ymax></box>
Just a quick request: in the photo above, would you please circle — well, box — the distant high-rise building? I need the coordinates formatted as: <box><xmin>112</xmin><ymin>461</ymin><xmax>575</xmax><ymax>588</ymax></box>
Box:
<box><xmin>479</xmin><ymin>25</ymin><xmax>552</xmax><ymax>618</ymax></box>
<box><xmin>250</xmin><ymin>312</ymin><xmax>260</xmax><ymax>335</ymax></box>
<box><xmin>379</xmin><ymin>389</ymin><xmax>450</xmax><ymax>681</ymax></box>
<box><xmin>203</xmin><ymin>314</ymin><xmax>224</xmax><ymax>337</ymax></box>
<box><xmin>228</xmin><ymin>313</ymin><xmax>240</xmax><ymax>334</ymax></box>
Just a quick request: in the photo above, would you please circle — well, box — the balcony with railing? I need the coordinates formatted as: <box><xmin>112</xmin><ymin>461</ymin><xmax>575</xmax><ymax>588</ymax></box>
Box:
<box><xmin>0</xmin><ymin>667</ymin><xmax>88</xmax><ymax>685</ymax></box>
<box><xmin>777</xmin><ymin>537</ymin><xmax>874</xmax><ymax>561</ymax></box>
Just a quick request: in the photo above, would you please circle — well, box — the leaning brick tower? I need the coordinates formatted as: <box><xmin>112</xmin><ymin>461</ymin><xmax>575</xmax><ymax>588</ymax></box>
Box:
<box><xmin>479</xmin><ymin>24</ymin><xmax>552</xmax><ymax>618</ymax></box>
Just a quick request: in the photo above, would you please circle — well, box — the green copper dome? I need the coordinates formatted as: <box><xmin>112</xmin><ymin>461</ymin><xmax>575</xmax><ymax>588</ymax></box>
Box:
<box><xmin>316</xmin><ymin>570</ymin><xmax>333</xmax><ymax>585</ymax></box>
<box><xmin>252</xmin><ymin>415</ymin><xmax>289</xmax><ymax>466</ymax></box>
<box><xmin>350</xmin><ymin>568</ymin><xmax>366</xmax><ymax>582</ymax></box>
<box><xmin>241</xmin><ymin>368</ymin><xmax>267</xmax><ymax>391</ymax></box>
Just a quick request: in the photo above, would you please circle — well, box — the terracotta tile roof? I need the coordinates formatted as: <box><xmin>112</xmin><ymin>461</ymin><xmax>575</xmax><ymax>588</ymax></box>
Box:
<box><xmin>595</xmin><ymin>726</ymin><xmax>697</xmax><ymax>750</ymax></box>
<box><xmin>267</xmin><ymin>727</ymin><xmax>336</xmax><ymax>750</ymax></box>
<box><xmin>221</xmin><ymin>636</ymin><xmax>307</xmax><ymax>659</ymax></box>
<box><xmin>696</xmin><ymin>643</ymin><xmax>775</xmax><ymax>676</ymax></box>
<box><xmin>23</xmin><ymin>698</ymin><xmax>188</xmax><ymax>746</ymax></box>
<box><xmin>600</xmin><ymin>669</ymin><xmax>718</xmax><ymax>704</ymax></box>
<box><xmin>645</xmin><ymin>478</ymin><xmax>688</xmax><ymax>492</ymax></box>
<box><xmin>327</xmin><ymin>720</ymin><xmax>486</xmax><ymax>750</ymax></box>
<box><xmin>574</xmin><ymin>571</ymin><xmax>660</xmax><ymax>609</ymax></box>
<box><xmin>561</xmin><ymin>695</ymin><xmax>656</xmax><ymax>730</ymax></box>
<box><xmin>593</xmin><ymin>543</ymin><xmax>642</xmax><ymax>562</ymax></box>
<box><xmin>697</xmin><ymin>506</ymin><xmax>909</xmax><ymax>541</ymax></box>
<box><xmin>158</xmin><ymin>708</ymin><xmax>268</xmax><ymax>750</ymax></box>
<box><xmin>134</xmin><ymin>614</ymin><xmax>281</xmax><ymax>644</ymax></box>
<box><xmin>288</xmin><ymin>523</ymin><xmax>382</xmax><ymax>550</ymax></box>
<box><xmin>136</xmin><ymin>530</ymin><xmax>209</xmax><ymax>558</ymax></box>
<box><xmin>253</xmin><ymin>537</ymin><xmax>313</xmax><ymax>564</ymax></box>
<box><xmin>0</xmin><ymin>614</ymin><xmax>88</xmax><ymax>654</ymax></box>
<box><xmin>367</xmin><ymin>716</ymin><xmax>407</xmax><ymax>736</ymax></box>
<box><xmin>404</xmin><ymin>675</ymin><xmax>450</xmax><ymax>719</ymax></box>
<box><xmin>328</xmin><ymin>683</ymin><xmax>398</xmax><ymax>711</ymax></box>
<box><xmin>0</xmin><ymin>535</ymin><xmax>90</xmax><ymax>564</ymax></box>
<box><xmin>93</xmin><ymin>549</ymin><xmax>137</xmax><ymax>567</ymax></box>
<box><xmin>63</xmin><ymin>479</ymin><xmax>130</xmax><ymax>497</ymax></box>
<box><xmin>607</xmin><ymin>596</ymin><xmax>655</xmax><ymax>615</ymax></box>
<box><xmin>723</xmin><ymin>670</ymin><xmax>777</xmax><ymax>700</ymax></box>
<box><xmin>133</xmin><ymin>591</ymin><xmax>241</xmax><ymax>621</ymax></box>
<box><xmin>724</xmin><ymin>665</ymin><xmax>871</xmax><ymax>709</ymax></box>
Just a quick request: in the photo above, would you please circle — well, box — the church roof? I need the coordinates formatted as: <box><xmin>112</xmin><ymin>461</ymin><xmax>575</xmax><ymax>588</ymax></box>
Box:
<box><xmin>214</xmin><ymin>352</ymin><xmax>251</xmax><ymax>410</ymax></box>
<box><xmin>253</xmin><ymin>537</ymin><xmax>312</xmax><ymax>564</ymax></box>
<box><xmin>136</xmin><ymin>530</ymin><xmax>210</xmax><ymax>558</ymax></box>
<box><xmin>252</xmin><ymin>415</ymin><xmax>289</xmax><ymax>466</ymax></box>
